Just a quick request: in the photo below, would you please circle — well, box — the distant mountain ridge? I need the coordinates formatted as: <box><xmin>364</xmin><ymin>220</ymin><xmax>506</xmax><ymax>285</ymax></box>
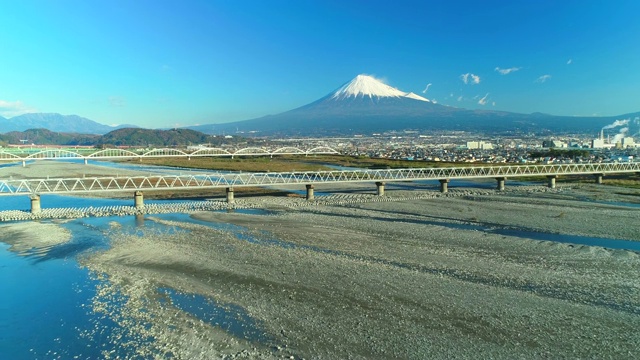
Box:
<box><xmin>0</xmin><ymin>113</ymin><xmax>135</xmax><ymax>134</ymax></box>
<box><xmin>188</xmin><ymin>74</ymin><xmax>640</xmax><ymax>136</ymax></box>
<box><xmin>0</xmin><ymin>128</ymin><xmax>216</xmax><ymax>147</ymax></box>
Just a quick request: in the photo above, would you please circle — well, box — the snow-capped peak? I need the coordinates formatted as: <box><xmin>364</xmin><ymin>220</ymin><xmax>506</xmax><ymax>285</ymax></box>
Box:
<box><xmin>331</xmin><ymin>74</ymin><xmax>430</xmax><ymax>102</ymax></box>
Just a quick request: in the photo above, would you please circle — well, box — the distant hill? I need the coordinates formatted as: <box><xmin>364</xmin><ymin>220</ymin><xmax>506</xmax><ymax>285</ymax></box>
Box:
<box><xmin>188</xmin><ymin>74</ymin><xmax>640</xmax><ymax>136</ymax></box>
<box><xmin>0</xmin><ymin>128</ymin><xmax>99</xmax><ymax>146</ymax></box>
<box><xmin>0</xmin><ymin>128</ymin><xmax>227</xmax><ymax>148</ymax></box>
<box><xmin>96</xmin><ymin>128</ymin><xmax>217</xmax><ymax>147</ymax></box>
<box><xmin>0</xmin><ymin>113</ymin><xmax>136</xmax><ymax>134</ymax></box>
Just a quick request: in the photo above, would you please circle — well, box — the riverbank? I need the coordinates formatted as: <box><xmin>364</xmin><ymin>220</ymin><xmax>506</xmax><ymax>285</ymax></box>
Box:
<box><xmin>80</xmin><ymin>184</ymin><xmax>640</xmax><ymax>359</ymax></box>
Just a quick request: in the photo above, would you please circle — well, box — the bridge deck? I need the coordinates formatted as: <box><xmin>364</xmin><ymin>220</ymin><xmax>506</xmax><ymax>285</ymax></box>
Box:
<box><xmin>0</xmin><ymin>163</ymin><xmax>638</xmax><ymax>196</ymax></box>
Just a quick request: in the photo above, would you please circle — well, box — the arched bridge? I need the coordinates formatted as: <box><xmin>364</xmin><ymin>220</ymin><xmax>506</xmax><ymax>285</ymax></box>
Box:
<box><xmin>0</xmin><ymin>146</ymin><xmax>340</xmax><ymax>164</ymax></box>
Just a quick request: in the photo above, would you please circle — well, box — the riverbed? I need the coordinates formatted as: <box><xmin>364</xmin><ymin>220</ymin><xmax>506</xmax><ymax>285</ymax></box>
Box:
<box><xmin>1</xmin><ymin>161</ymin><xmax>640</xmax><ymax>359</ymax></box>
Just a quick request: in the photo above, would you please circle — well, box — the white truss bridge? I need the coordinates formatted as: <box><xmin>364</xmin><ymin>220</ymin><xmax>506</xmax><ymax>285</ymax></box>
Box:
<box><xmin>0</xmin><ymin>146</ymin><xmax>339</xmax><ymax>163</ymax></box>
<box><xmin>0</xmin><ymin>162</ymin><xmax>638</xmax><ymax>196</ymax></box>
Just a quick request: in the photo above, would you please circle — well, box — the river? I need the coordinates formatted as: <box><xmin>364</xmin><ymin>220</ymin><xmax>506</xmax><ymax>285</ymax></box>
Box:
<box><xmin>0</xmin><ymin>160</ymin><xmax>638</xmax><ymax>358</ymax></box>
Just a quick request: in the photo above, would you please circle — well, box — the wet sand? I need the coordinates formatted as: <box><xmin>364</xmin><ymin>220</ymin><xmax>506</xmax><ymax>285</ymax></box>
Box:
<box><xmin>81</xmin><ymin>185</ymin><xmax>640</xmax><ymax>359</ymax></box>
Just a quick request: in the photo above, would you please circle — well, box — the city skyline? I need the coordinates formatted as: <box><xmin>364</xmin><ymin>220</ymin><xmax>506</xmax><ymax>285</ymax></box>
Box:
<box><xmin>1</xmin><ymin>0</ymin><xmax>640</xmax><ymax>128</ymax></box>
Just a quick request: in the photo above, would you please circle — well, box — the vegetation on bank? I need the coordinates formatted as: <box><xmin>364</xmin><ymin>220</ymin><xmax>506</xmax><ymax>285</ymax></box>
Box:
<box><xmin>132</xmin><ymin>155</ymin><xmax>505</xmax><ymax>173</ymax></box>
<box><xmin>133</xmin><ymin>156</ymin><xmax>335</xmax><ymax>172</ymax></box>
<box><xmin>529</xmin><ymin>149</ymin><xmax>592</xmax><ymax>159</ymax></box>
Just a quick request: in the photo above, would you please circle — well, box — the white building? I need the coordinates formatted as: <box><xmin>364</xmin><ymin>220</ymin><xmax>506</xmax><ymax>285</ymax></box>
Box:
<box><xmin>621</xmin><ymin>137</ymin><xmax>636</xmax><ymax>148</ymax></box>
<box><xmin>466</xmin><ymin>141</ymin><xmax>494</xmax><ymax>150</ymax></box>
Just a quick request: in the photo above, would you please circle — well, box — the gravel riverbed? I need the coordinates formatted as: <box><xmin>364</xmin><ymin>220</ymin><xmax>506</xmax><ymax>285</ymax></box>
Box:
<box><xmin>77</xmin><ymin>185</ymin><xmax>640</xmax><ymax>359</ymax></box>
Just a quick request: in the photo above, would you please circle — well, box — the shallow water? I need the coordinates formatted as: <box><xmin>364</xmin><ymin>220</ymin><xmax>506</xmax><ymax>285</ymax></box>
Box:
<box><xmin>0</xmin><ymin>206</ymin><xmax>269</xmax><ymax>359</ymax></box>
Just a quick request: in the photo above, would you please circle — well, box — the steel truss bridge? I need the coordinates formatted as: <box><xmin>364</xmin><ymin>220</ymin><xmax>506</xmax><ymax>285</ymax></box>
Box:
<box><xmin>0</xmin><ymin>146</ymin><xmax>339</xmax><ymax>163</ymax></box>
<box><xmin>0</xmin><ymin>162</ymin><xmax>638</xmax><ymax>196</ymax></box>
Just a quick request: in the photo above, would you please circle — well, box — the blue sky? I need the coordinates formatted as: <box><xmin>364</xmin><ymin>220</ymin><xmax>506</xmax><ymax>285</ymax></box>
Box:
<box><xmin>1</xmin><ymin>0</ymin><xmax>639</xmax><ymax>128</ymax></box>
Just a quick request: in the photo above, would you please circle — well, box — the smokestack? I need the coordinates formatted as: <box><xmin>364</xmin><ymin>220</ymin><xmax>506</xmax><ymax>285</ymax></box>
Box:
<box><xmin>601</xmin><ymin>129</ymin><xmax>604</xmax><ymax>140</ymax></box>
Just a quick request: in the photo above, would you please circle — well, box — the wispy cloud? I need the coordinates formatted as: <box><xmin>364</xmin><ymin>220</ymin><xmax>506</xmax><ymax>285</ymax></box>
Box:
<box><xmin>421</xmin><ymin>83</ymin><xmax>432</xmax><ymax>94</ymax></box>
<box><xmin>495</xmin><ymin>66</ymin><xmax>520</xmax><ymax>75</ymax></box>
<box><xmin>535</xmin><ymin>74</ymin><xmax>551</xmax><ymax>83</ymax></box>
<box><xmin>567</xmin><ymin>59</ymin><xmax>572</xmax><ymax>65</ymax></box>
<box><xmin>109</xmin><ymin>96</ymin><xmax>127</xmax><ymax>107</ymax></box>
<box><xmin>457</xmin><ymin>96</ymin><xmax>463</xmax><ymax>102</ymax></box>
<box><xmin>460</xmin><ymin>73</ymin><xmax>480</xmax><ymax>85</ymax></box>
<box><xmin>0</xmin><ymin>100</ymin><xmax>37</xmax><ymax>118</ymax></box>
<box><xmin>478</xmin><ymin>93</ymin><xmax>489</xmax><ymax>105</ymax></box>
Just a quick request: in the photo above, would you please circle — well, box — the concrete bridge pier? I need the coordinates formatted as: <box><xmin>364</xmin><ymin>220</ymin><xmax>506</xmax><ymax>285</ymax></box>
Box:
<box><xmin>226</xmin><ymin>187</ymin><xmax>235</xmax><ymax>204</ymax></box>
<box><xmin>22</xmin><ymin>160</ymin><xmax>26</xmax><ymax>167</ymax></box>
<box><xmin>375</xmin><ymin>182</ymin><xmax>385</xmax><ymax>196</ymax></box>
<box><xmin>496</xmin><ymin>177</ymin><xmax>506</xmax><ymax>191</ymax></box>
<box><xmin>84</xmin><ymin>158</ymin><xmax>88</xmax><ymax>165</ymax></box>
<box><xmin>30</xmin><ymin>194</ymin><xmax>41</xmax><ymax>214</ymax></box>
<box><xmin>305</xmin><ymin>184</ymin><xmax>315</xmax><ymax>201</ymax></box>
<box><xmin>547</xmin><ymin>175</ymin><xmax>557</xmax><ymax>189</ymax></box>
<box><xmin>594</xmin><ymin>173</ymin><xmax>603</xmax><ymax>184</ymax></box>
<box><xmin>134</xmin><ymin>191</ymin><xmax>144</xmax><ymax>209</ymax></box>
<box><xmin>439</xmin><ymin>179</ymin><xmax>450</xmax><ymax>193</ymax></box>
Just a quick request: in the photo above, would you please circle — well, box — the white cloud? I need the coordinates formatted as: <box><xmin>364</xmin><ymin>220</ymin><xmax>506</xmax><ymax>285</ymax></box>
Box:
<box><xmin>478</xmin><ymin>93</ymin><xmax>489</xmax><ymax>105</ymax></box>
<box><xmin>109</xmin><ymin>96</ymin><xmax>127</xmax><ymax>107</ymax></box>
<box><xmin>460</xmin><ymin>73</ymin><xmax>480</xmax><ymax>85</ymax></box>
<box><xmin>535</xmin><ymin>74</ymin><xmax>551</xmax><ymax>83</ymax></box>
<box><xmin>457</xmin><ymin>96</ymin><xmax>463</xmax><ymax>102</ymax></box>
<box><xmin>422</xmin><ymin>83</ymin><xmax>432</xmax><ymax>94</ymax></box>
<box><xmin>495</xmin><ymin>66</ymin><xmax>520</xmax><ymax>75</ymax></box>
<box><xmin>492</xmin><ymin>101</ymin><xmax>496</xmax><ymax>106</ymax></box>
<box><xmin>0</xmin><ymin>100</ymin><xmax>37</xmax><ymax>118</ymax></box>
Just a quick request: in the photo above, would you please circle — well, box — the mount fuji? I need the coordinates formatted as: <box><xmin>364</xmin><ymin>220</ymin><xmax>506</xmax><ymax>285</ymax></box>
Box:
<box><xmin>189</xmin><ymin>74</ymin><xmax>637</xmax><ymax>136</ymax></box>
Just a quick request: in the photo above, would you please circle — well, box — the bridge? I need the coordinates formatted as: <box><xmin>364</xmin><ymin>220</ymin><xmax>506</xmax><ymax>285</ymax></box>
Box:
<box><xmin>1</xmin><ymin>162</ymin><xmax>638</xmax><ymax>213</ymax></box>
<box><xmin>0</xmin><ymin>146</ymin><xmax>340</xmax><ymax>165</ymax></box>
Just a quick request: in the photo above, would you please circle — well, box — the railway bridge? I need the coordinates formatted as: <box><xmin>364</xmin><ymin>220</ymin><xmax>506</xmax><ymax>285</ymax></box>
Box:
<box><xmin>1</xmin><ymin>162</ymin><xmax>639</xmax><ymax>213</ymax></box>
<box><xmin>0</xmin><ymin>146</ymin><xmax>340</xmax><ymax>166</ymax></box>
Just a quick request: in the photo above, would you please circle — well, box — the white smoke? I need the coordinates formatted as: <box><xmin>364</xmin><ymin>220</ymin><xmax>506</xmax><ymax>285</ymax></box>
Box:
<box><xmin>632</xmin><ymin>117</ymin><xmax>640</xmax><ymax>136</ymax></box>
<box><xmin>602</xmin><ymin>119</ymin><xmax>629</xmax><ymax>130</ymax></box>
<box><xmin>612</xmin><ymin>127</ymin><xmax>629</xmax><ymax>145</ymax></box>
<box><xmin>422</xmin><ymin>83</ymin><xmax>432</xmax><ymax>94</ymax></box>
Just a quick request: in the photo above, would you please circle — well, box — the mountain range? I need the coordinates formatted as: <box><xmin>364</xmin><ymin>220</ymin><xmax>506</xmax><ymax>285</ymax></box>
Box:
<box><xmin>3</xmin><ymin>75</ymin><xmax>639</xmax><ymax>137</ymax></box>
<box><xmin>188</xmin><ymin>74</ymin><xmax>640</xmax><ymax>136</ymax></box>
<box><xmin>0</xmin><ymin>128</ymin><xmax>218</xmax><ymax>147</ymax></box>
<box><xmin>0</xmin><ymin>113</ymin><xmax>134</xmax><ymax>134</ymax></box>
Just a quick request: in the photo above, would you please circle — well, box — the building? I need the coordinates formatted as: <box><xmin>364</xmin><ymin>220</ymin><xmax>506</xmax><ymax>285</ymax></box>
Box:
<box><xmin>621</xmin><ymin>137</ymin><xmax>636</xmax><ymax>148</ymax></box>
<box><xmin>542</xmin><ymin>140</ymin><xmax>567</xmax><ymax>148</ymax></box>
<box><xmin>466</xmin><ymin>141</ymin><xmax>494</xmax><ymax>150</ymax></box>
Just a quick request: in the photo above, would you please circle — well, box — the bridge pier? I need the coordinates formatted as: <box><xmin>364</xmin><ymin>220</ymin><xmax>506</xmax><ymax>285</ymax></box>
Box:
<box><xmin>134</xmin><ymin>191</ymin><xmax>144</xmax><ymax>209</ymax></box>
<box><xmin>496</xmin><ymin>177</ymin><xmax>506</xmax><ymax>191</ymax></box>
<box><xmin>305</xmin><ymin>184</ymin><xmax>315</xmax><ymax>201</ymax></box>
<box><xmin>439</xmin><ymin>179</ymin><xmax>450</xmax><ymax>193</ymax></box>
<box><xmin>30</xmin><ymin>194</ymin><xmax>41</xmax><ymax>214</ymax></box>
<box><xmin>375</xmin><ymin>182</ymin><xmax>385</xmax><ymax>196</ymax></box>
<box><xmin>22</xmin><ymin>160</ymin><xmax>26</xmax><ymax>167</ymax></box>
<box><xmin>84</xmin><ymin>158</ymin><xmax>88</xmax><ymax>165</ymax></box>
<box><xmin>226</xmin><ymin>187</ymin><xmax>235</xmax><ymax>204</ymax></box>
<box><xmin>594</xmin><ymin>173</ymin><xmax>603</xmax><ymax>184</ymax></box>
<box><xmin>547</xmin><ymin>175</ymin><xmax>557</xmax><ymax>189</ymax></box>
